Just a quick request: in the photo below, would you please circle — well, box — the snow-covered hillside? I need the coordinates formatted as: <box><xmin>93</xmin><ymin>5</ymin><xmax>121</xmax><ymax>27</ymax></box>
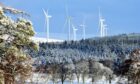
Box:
<box><xmin>31</xmin><ymin>37</ymin><xmax>64</xmax><ymax>43</ymax></box>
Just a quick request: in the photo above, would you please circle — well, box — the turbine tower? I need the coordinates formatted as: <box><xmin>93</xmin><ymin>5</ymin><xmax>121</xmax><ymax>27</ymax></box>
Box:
<box><xmin>43</xmin><ymin>9</ymin><xmax>52</xmax><ymax>41</ymax></box>
<box><xmin>72</xmin><ymin>24</ymin><xmax>78</xmax><ymax>41</ymax></box>
<box><xmin>103</xmin><ymin>24</ymin><xmax>108</xmax><ymax>36</ymax></box>
<box><xmin>68</xmin><ymin>17</ymin><xmax>71</xmax><ymax>41</ymax></box>
<box><xmin>80</xmin><ymin>20</ymin><xmax>86</xmax><ymax>40</ymax></box>
<box><xmin>63</xmin><ymin>6</ymin><xmax>72</xmax><ymax>41</ymax></box>
<box><xmin>99</xmin><ymin>8</ymin><xmax>107</xmax><ymax>37</ymax></box>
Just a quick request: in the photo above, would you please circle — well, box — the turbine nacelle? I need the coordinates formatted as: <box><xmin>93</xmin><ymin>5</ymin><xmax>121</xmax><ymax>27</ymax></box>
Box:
<box><xmin>72</xmin><ymin>24</ymin><xmax>78</xmax><ymax>41</ymax></box>
<box><xmin>100</xmin><ymin>18</ymin><xmax>105</xmax><ymax>22</ymax></box>
<box><xmin>74</xmin><ymin>28</ymin><xmax>78</xmax><ymax>31</ymax></box>
<box><xmin>72</xmin><ymin>25</ymin><xmax>78</xmax><ymax>33</ymax></box>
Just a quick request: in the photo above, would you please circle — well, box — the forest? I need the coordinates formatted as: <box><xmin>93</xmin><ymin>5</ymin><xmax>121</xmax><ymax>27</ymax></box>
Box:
<box><xmin>31</xmin><ymin>33</ymin><xmax>140</xmax><ymax>84</ymax></box>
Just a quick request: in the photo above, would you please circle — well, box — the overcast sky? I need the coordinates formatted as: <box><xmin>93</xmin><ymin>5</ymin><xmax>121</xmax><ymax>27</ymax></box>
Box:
<box><xmin>2</xmin><ymin>0</ymin><xmax>140</xmax><ymax>40</ymax></box>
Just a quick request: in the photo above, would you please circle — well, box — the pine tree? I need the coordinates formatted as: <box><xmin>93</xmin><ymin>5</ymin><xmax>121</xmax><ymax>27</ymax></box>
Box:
<box><xmin>0</xmin><ymin>5</ymin><xmax>37</xmax><ymax>84</ymax></box>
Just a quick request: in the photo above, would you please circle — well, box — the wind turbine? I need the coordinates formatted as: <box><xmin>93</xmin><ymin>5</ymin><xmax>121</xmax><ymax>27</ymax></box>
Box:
<box><xmin>72</xmin><ymin>24</ymin><xmax>78</xmax><ymax>41</ymax></box>
<box><xmin>63</xmin><ymin>6</ymin><xmax>72</xmax><ymax>41</ymax></box>
<box><xmin>80</xmin><ymin>19</ymin><xmax>86</xmax><ymax>40</ymax></box>
<box><xmin>99</xmin><ymin>8</ymin><xmax>107</xmax><ymax>37</ymax></box>
<box><xmin>43</xmin><ymin>9</ymin><xmax>52</xmax><ymax>42</ymax></box>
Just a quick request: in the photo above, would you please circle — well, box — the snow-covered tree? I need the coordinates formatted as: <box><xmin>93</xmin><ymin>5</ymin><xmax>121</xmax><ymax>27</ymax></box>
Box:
<box><xmin>0</xmin><ymin>5</ymin><xmax>37</xmax><ymax>84</ymax></box>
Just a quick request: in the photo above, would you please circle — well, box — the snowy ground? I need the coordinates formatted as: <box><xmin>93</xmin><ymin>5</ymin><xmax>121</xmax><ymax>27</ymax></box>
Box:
<box><xmin>25</xmin><ymin>73</ymin><xmax>127</xmax><ymax>84</ymax></box>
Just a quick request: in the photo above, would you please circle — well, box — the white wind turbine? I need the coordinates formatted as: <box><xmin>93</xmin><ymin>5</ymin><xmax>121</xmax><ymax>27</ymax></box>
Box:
<box><xmin>63</xmin><ymin>6</ymin><xmax>72</xmax><ymax>41</ymax></box>
<box><xmin>99</xmin><ymin>8</ymin><xmax>107</xmax><ymax>37</ymax></box>
<box><xmin>80</xmin><ymin>19</ymin><xmax>86</xmax><ymax>40</ymax></box>
<box><xmin>43</xmin><ymin>9</ymin><xmax>52</xmax><ymax>41</ymax></box>
<box><xmin>72</xmin><ymin>24</ymin><xmax>78</xmax><ymax>41</ymax></box>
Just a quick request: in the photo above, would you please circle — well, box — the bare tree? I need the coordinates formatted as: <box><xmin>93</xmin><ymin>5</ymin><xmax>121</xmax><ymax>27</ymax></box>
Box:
<box><xmin>74</xmin><ymin>60</ymin><xmax>82</xmax><ymax>84</ymax></box>
<box><xmin>81</xmin><ymin>61</ymin><xmax>89</xmax><ymax>84</ymax></box>
<box><xmin>58</xmin><ymin>63</ymin><xmax>68</xmax><ymax>84</ymax></box>
<box><xmin>47</xmin><ymin>64</ymin><xmax>59</xmax><ymax>84</ymax></box>
<box><xmin>65</xmin><ymin>63</ymin><xmax>75</xmax><ymax>84</ymax></box>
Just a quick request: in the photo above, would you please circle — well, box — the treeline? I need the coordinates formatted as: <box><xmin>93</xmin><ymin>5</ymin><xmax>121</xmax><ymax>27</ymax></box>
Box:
<box><xmin>35</xmin><ymin>33</ymin><xmax>140</xmax><ymax>63</ymax></box>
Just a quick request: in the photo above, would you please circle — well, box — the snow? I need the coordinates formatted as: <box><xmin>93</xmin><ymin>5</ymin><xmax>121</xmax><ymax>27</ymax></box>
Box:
<box><xmin>31</xmin><ymin>37</ymin><xmax>64</xmax><ymax>43</ymax></box>
<box><xmin>25</xmin><ymin>73</ymin><xmax>126</xmax><ymax>84</ymax></box>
